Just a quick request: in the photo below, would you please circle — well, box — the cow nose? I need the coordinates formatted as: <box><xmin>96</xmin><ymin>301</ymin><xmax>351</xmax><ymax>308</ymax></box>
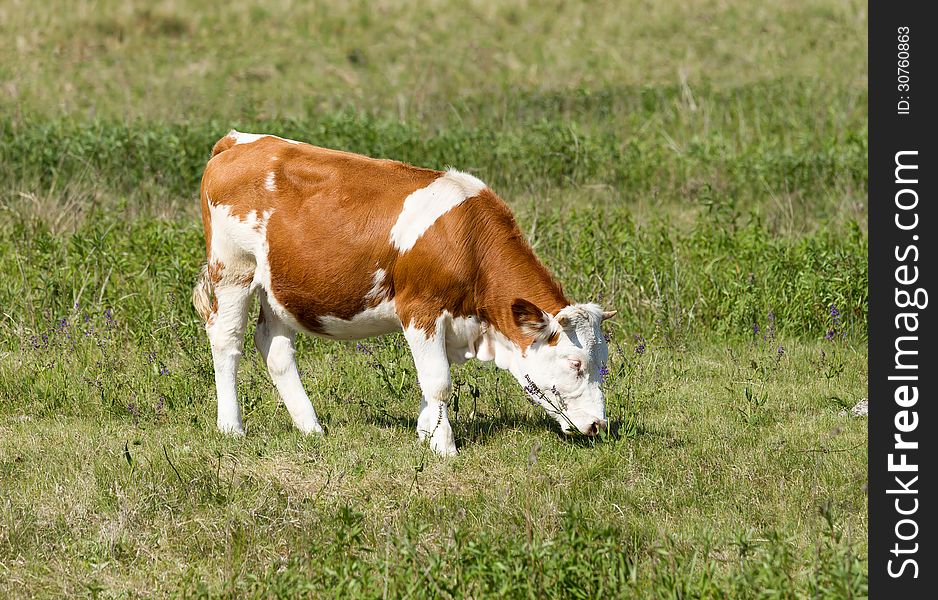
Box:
<box><xmin>586</xmin><ymin>419</ymin><xmax>607</xmax><ymax>436</ymax></box>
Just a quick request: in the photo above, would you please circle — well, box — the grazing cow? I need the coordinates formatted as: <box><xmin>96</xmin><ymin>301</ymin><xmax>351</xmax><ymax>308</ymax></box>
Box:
<box><xmin>193</xmin><ymin>130</ymin><xmax>615</xmax><ymax>456</ymax></box>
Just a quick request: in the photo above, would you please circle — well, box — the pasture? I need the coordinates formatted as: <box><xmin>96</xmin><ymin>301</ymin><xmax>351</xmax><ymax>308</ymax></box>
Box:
<box><xmin>0</xmin><ymin>0</ymin><xmax>868</xmax><ymax>597</ymax></box>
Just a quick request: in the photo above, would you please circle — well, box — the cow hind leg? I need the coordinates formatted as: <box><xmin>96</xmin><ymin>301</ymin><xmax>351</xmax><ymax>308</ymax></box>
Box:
<box><xmin>206</xmin><ymin>280</ymin><xmax>253</xmax><ymax>435</ymax></box>
<box><xmin>403</xmin><ymin>316</ymin><xmax>457</xmax><ymax>456</ymax></box>
<box><xmin>254</xmin><ymin>294</ymin><xmax>324</xmax><ymax>434</ymax></box>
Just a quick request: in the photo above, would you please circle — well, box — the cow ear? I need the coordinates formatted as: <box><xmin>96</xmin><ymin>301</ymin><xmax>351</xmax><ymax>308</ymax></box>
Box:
<box><xmin>512</xmin><ymin>298</ymin><xmax>551</xmax><ymax>338</ymax></box>
<box><xmin>602</xmin><ymin>310</ymin><xmax>617</xmax><ymax>321</ymax></box>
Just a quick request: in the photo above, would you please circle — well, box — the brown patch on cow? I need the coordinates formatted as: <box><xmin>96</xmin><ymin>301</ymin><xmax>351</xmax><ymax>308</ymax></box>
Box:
<box><xmin>237</xmin><ymin>270</ymin><xmax>255</xmax><ymax>287</ymax></box>
<box><xmin>197</xmin><ymin>133</ymin><xmax>569</xmax><ymax>344</ymax></box>
<box><xmin>205</xmin><ymin>259</ymin><xmax>226</xmax><ymax>317</ymax></box>
<box><xmin>201</xmin><ymin>134</ymin><xmax>439</xmax><ymax>332</ymax></box>
<box><xmin>207</xmin><ymin>259</ymin><xmax>225</xmax><ymax>285</ymax></box>
<box><xmin>392</xmin><ymin>189</ymin><xmax>568</xmax><ymax>347</ymax></box>
<box><xmin>203</xmin><ymin>136</ymin><xmax>440</xmax><ymax>224</ymax></box>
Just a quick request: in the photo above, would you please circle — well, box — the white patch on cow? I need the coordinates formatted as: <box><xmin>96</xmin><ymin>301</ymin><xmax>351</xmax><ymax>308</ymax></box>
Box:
<box><xmin>389</xmin><ymin>169</ymin><xmax>487</xmax><ymax>253</ymax></box>
<box><xmin>207</xmin><ymin>203</ymin><xmax>269</xmax><ymax>280</ymax></box>
<box><xmin>264</xmin><ymin>171</ymin><xmax>276</xmax><ymax>192</ymax></box>
<box><xmin>446</xmin><ymin>315</ymin><xmax>485</xmax><ymax>364</ymax></box>
<box><xmin>318</xmin><ymin>300</ymin><xmax>400</xmax><ymax>340</ymax></box>
<box><xmin>475</xmin><ymin>325</ymin><xmax>516</xmax><ymax>370</ymax></box>
<box><xmin>228</xmin><ymin>129</ymin><xmax>301</xmax><ymax>146</ymax></box>
<box><xmin>364</xmin><ymin>268</ymin><xmax>388</xmax><ymax>303</ymax></box>
<box><xmin>208</xmin><ymin>202</ymin><xmax>306</xmax><ymax>334</ymax></box>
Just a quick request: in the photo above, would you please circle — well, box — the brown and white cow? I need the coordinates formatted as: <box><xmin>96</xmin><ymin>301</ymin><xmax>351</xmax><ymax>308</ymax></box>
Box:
<box><xmin>193</xmin><ymin>130</ymin><xmax>615</xmax><ymax>456</ymax></box>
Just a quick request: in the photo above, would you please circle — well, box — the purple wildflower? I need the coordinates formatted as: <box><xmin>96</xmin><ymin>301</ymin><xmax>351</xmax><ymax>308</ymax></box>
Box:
<box><xmin>599</xmin><ymin>363</ymin><xmax>610</xmax><ymax>383</ymax></box>
<box><xmin>633</xmin><ymin>334</ymin><xmax>646</xmax><ymax>355</ymax></box>
<box><xmin>765</xmin><ymin>310</ymin><xmax>776</xmax><ymax>341</ymax></box>
<box><xmin>522</xmin><ymin>375</ymin><xmax>568</xmax><ymax>412</ymax></box>
<box><xmin>356</xmin><ymin>342</ymin><xmax>373</xmax><ymax>355</ymax></box>
<box><xmin>753</xmin><ymin>322</ymin><xmax>759</xmax><ymax>336</ymax></box>
<box><xmin>159</xmin><ymin>365</ymin><xmax>170</xmax><ymax>376</ymax></box>
<box><xmin>777</xmin><ymin>346</ymin><xmax>785</xmax><ymax>358</ymax></box>
<box><xmin>127</xmin><ymin>403</ymin><xmax>140</xmax><ymax>419</ymax></box>
<box><xmin>826</xmin><ymin>305</ymin><xmax>842</xmax><ymax>341</ymax></box>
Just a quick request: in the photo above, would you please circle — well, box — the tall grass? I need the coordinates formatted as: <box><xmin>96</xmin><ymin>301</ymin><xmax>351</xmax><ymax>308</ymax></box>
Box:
<box><xmin>0</xmin><ymin>192</ymin><xmax>865</xmax><ymax>350</ymax></box>
<box><xmin>1</xmin><ymin>80</ymin><xmax>867</xmax><ymax>217</ymax></box>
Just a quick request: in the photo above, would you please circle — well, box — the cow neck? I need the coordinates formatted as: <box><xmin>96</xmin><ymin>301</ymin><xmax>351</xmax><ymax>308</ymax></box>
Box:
<box><xmin>474</xmin><ymin>220</ymin><xmax>569</xmax><ymax>347</ymax></box>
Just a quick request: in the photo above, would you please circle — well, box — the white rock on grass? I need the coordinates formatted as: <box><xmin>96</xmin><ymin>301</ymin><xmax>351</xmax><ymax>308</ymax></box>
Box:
<box><xmin>837</xmin><ymin>398</ymin><xmax>868</xmax><ymax>417</ymax></box>
<box><xmin>850</xmin><ymin>398</ymin><xmax>868</xmax><ymax>417</ymax></box>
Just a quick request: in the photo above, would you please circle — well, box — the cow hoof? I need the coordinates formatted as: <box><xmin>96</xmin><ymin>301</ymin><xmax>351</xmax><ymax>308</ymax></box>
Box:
<box><xmin>429</xmin><ymin>434</ymin><xmax>458</xmax><ymax>457</ymax></box>
<box><xmin>298</xmin><ymin>421</ymin><xmax>325</xmax><ymax>435</ymax></box>
<box><xmin>433</xmin><ymin>443</ymin><xmax>459</xmax><ymax>457</ymax></box>
<box><xmin>217</xmin><ymin>422</ymin><xmax>245</xmax><ymax>436</ymax></box>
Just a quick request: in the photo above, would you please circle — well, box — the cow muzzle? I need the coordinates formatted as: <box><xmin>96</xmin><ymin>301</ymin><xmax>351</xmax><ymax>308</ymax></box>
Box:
<box><xmin>560</xmin><ymin>415</ymin><xmax>608</xmax><ymax>436</ymax></box>
<box><xmin>583</xmin><ymin>418</ymin><xmax>608</xmax><ymax>436</ymax></box>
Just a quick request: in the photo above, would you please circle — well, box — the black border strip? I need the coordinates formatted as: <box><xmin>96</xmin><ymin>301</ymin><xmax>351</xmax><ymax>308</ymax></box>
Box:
<box><xmin>869</xmin><ymin>2</ymin><xmax>936</xmax><ymax>596</ymax></box>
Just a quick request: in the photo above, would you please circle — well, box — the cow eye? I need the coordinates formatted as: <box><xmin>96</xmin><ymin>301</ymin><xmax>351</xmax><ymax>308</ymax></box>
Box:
<box><xmin>567</xmin><ymin>358</ymin><xmax>582</xmax><ymax>372</ymax></box>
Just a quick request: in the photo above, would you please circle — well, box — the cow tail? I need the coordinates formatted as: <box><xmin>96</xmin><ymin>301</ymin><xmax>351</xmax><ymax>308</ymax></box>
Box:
<box><xmin>192</xmin><ymin>262</ymin><xmax>215</xmax><ymax>323</ymax></box>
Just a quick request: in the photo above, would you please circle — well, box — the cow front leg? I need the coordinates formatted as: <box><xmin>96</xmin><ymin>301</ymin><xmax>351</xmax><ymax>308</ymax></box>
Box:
<box><xmin>403</xmin><ymin>317</ymin><xmax>457</xmax><ymax>456</ymax></box>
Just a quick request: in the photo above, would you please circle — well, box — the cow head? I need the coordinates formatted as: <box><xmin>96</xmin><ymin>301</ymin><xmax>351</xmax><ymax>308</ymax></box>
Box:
<box><xmin>506</xmin><ymin>299</ymin><xmax>615</xmax><ymax>436</ymax></box>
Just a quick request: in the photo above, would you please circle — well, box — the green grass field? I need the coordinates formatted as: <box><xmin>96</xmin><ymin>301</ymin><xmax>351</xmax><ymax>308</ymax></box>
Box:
<box><xmin>0</xmin><ymin>1</ymin><xmax>868</xmax><ymax>597</ymax></box>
